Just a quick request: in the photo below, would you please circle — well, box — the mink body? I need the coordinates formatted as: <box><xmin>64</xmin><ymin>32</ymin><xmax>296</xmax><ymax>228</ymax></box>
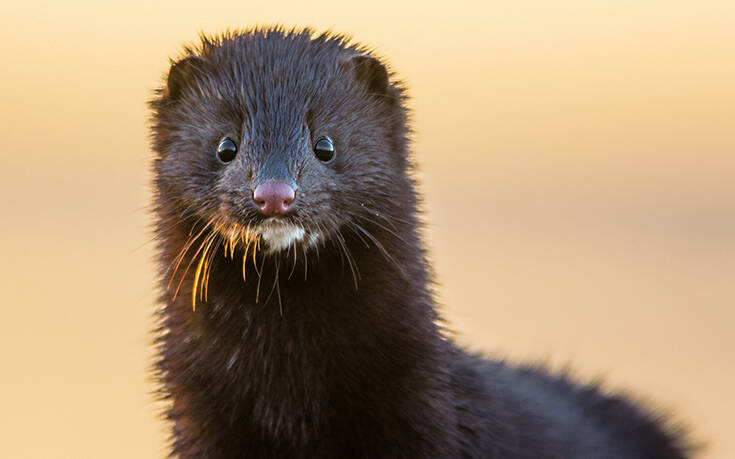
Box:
<box><xmin>149</xmin><ymin>28</ymin><xmax>689</xmax><ymax>458</ymax></box>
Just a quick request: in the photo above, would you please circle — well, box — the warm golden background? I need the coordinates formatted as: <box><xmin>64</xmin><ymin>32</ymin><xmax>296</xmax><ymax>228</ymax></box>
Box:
<box><xmin>1</xmin><ymin>0</ymin><xmax>733</xmax><ymax>457</ymax></box>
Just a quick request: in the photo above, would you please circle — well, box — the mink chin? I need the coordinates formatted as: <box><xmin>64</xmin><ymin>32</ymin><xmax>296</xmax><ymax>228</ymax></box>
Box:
<box><xmin>148</xmin><ymin>28</ymin><xmax>692</xmax><ymax>458</ymax></box>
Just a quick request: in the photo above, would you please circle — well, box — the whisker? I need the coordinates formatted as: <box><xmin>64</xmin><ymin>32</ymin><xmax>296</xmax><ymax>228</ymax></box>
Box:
<box><xmin>203</xmin><ymin>236</ymin><xmax>223</xmax><ymax>302</ymax></box>
<box><xmin>288</xmin><ymin>237</ymin><xmax>299</xmax><ymax>280</ymax></box>
<box><xmin>242</xmin><ymin>239</ymin><xmax>251</xmax><ymax>283</ymax></box>
<box><xmin>166</xmin><ymin>218</ymin><xmax>216</xmax><ymax>290</ymax></box>
<box><xmin>263</xmin><ymin>256</ymin><xmax>282</xmax><ymax>315</ymax></box>
<box><xmin>350</xmin><ymin>221</ymin><xmax>409</xmax><ymax>280</ymax></box>
<box><xmin>346</xmin><ymin>199</ymin><xmax>411</xmax><ymax>227</ymax></box>
<box><xmin>348</xmin><ymin>222</ymin><xmax>372</xmax><ymax>248</ymax></box>
<box><xmin>255</xmin><ymin>254</ymin><xmax>265</xmax><ymax>303</ymax></box>
<box><xmin>302</xmin><ymin>243</ymin><xmax>309</xmax><ymax>281</ymax></box>
<box><xmin>172</xmin><ymin>228</ymin><xmax>218</xmax><ymax>302</ymax></box>
<box><xmin>334</xmin><ymin>229</ymin><xmax>360</xmax><ymax>290</ymax></box>
<box><xmin>352</xmin><ymin>211</ymin><xmax>410</xmax><ymax>245</ymax></box>
<box><xmin>192</xmin><ymin>232</ymin><xmax>218</xmax><ymax>310</ymax></box>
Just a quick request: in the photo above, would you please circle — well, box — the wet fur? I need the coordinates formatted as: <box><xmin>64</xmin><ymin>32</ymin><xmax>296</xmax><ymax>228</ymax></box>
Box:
<box><xmin>149</xmin><ymin>28</ymin><xmax>691</xmax><ymax>458</ymax></box>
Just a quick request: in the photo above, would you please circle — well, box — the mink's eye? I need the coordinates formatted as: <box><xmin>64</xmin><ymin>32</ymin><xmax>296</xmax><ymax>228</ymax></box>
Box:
<box><xmin>216</xmin><ymin>138</ymin><xmax>238</xmax><ymax>163</ymax></box>
<box><xmin>313</xmin><ymin>137</ymin><xmax>336</xmax><ymax>163</ymax></box>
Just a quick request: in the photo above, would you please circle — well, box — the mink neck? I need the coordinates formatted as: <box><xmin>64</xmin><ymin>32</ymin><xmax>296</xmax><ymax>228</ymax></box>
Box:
<box><xmin>159</xmin><ymin>210</ymin><xmax>446</xmax><ymax>380</ymax></box>
<box><xmin>157</xmin><ymin>210</ymin><xmax>456</xmax><ymax>453</ymax></box>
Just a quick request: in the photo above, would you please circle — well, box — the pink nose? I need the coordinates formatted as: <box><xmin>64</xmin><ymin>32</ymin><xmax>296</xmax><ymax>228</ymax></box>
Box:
<box><xmin>253</xmin><ymin>181</ymin><xmax>296</xmax><ymax>216</ymax></box>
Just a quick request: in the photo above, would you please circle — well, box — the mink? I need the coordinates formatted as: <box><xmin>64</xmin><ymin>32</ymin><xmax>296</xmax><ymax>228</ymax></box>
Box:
<box><xmin>148</xmin><ymin>28</ymin><xmax>691</xmax><ymax>458</ymax></box>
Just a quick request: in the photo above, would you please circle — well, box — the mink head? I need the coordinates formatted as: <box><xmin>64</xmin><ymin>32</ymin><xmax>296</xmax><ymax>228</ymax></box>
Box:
<box><xmin>150</xmin><ymin>29</ymin><xmax>411</xmax><ymax>256</ymax></box>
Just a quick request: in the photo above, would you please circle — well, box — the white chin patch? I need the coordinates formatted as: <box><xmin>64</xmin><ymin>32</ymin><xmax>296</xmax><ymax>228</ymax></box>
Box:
<box><xmin>257</xmin><ymin>221</ymin><xmax>306</xmax><ymax>252</ymax></box>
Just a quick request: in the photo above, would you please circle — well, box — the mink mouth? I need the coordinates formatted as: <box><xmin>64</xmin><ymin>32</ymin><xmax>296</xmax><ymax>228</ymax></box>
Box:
<box><xmin>223</xmin><ymin>212</ymin><xmax>323</xmax><ymax>253</ymax></box>
<box><xmin>212</xmin><ymin>201</ymin><xmax>320</xmax><ymax>252</ymax></box>
<box><xmin>212</xmin><ymin>214</ymin><xmax>319</xmax><ymax>253</ymax></box>
<box><xmin>253</xmin><ymin>218</ymin><xmax>314</xmax><ymax>253</ymax></box>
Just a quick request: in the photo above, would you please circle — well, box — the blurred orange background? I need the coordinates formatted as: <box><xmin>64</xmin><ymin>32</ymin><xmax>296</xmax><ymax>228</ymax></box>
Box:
<box><xmin>1</xmin><ymin>1</ymin><xmax>733</xmax><ymax>457</ymax></box>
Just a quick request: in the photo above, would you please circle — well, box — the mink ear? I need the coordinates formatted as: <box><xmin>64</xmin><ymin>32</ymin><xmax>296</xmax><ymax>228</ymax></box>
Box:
<box><xmin>165</xmin><ymin>56</ymin><xmax>205</xmax><ymax>100</ymax></box>
<box><xmin>342</xmin><ymin>54</ymin><xmax>392</xmax><ymax>97</ymax></box>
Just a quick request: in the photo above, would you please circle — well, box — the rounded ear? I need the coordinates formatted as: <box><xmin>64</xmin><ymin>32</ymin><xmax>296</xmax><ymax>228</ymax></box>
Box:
<box><xmin>165</xmin><ymin>55</ymin><xmax>206</xmax><ymax>100</ymax></box>
<box><xmin>342</xmin><ymin>54</ymin><xmax>392</xmax><ymax>97</ymax></box>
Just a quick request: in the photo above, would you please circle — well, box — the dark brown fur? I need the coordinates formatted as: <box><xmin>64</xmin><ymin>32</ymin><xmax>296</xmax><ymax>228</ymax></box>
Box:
<box><xmin>149</xmin><ymin>28</ymin><xmax>691</xmax><ymax>458</ymax></box>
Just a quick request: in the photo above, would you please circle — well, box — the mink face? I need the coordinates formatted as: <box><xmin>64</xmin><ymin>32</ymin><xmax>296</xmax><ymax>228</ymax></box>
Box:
<box><xmin>150</xmin><ymin>32</ymin><xmax>410</xmax><ymax>261</ymax></box>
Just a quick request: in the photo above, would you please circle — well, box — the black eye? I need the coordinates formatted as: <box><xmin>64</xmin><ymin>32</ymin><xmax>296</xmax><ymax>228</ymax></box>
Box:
<box><xmin>216</xmin><ymin>138</ymin><xmax>238</xmax><ymax>163</ymax></box>
<box><xmin>313</xmin><ymin>137</ymin><xmax>336</xmax><ymax>163</ymax></box>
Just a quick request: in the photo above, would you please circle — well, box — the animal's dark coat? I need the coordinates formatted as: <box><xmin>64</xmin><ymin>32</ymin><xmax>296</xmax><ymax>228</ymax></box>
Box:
<box><xmin>149</xmin><ymin>28</ymin><xmax>690</xmax><ymax>458</ymax></box>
